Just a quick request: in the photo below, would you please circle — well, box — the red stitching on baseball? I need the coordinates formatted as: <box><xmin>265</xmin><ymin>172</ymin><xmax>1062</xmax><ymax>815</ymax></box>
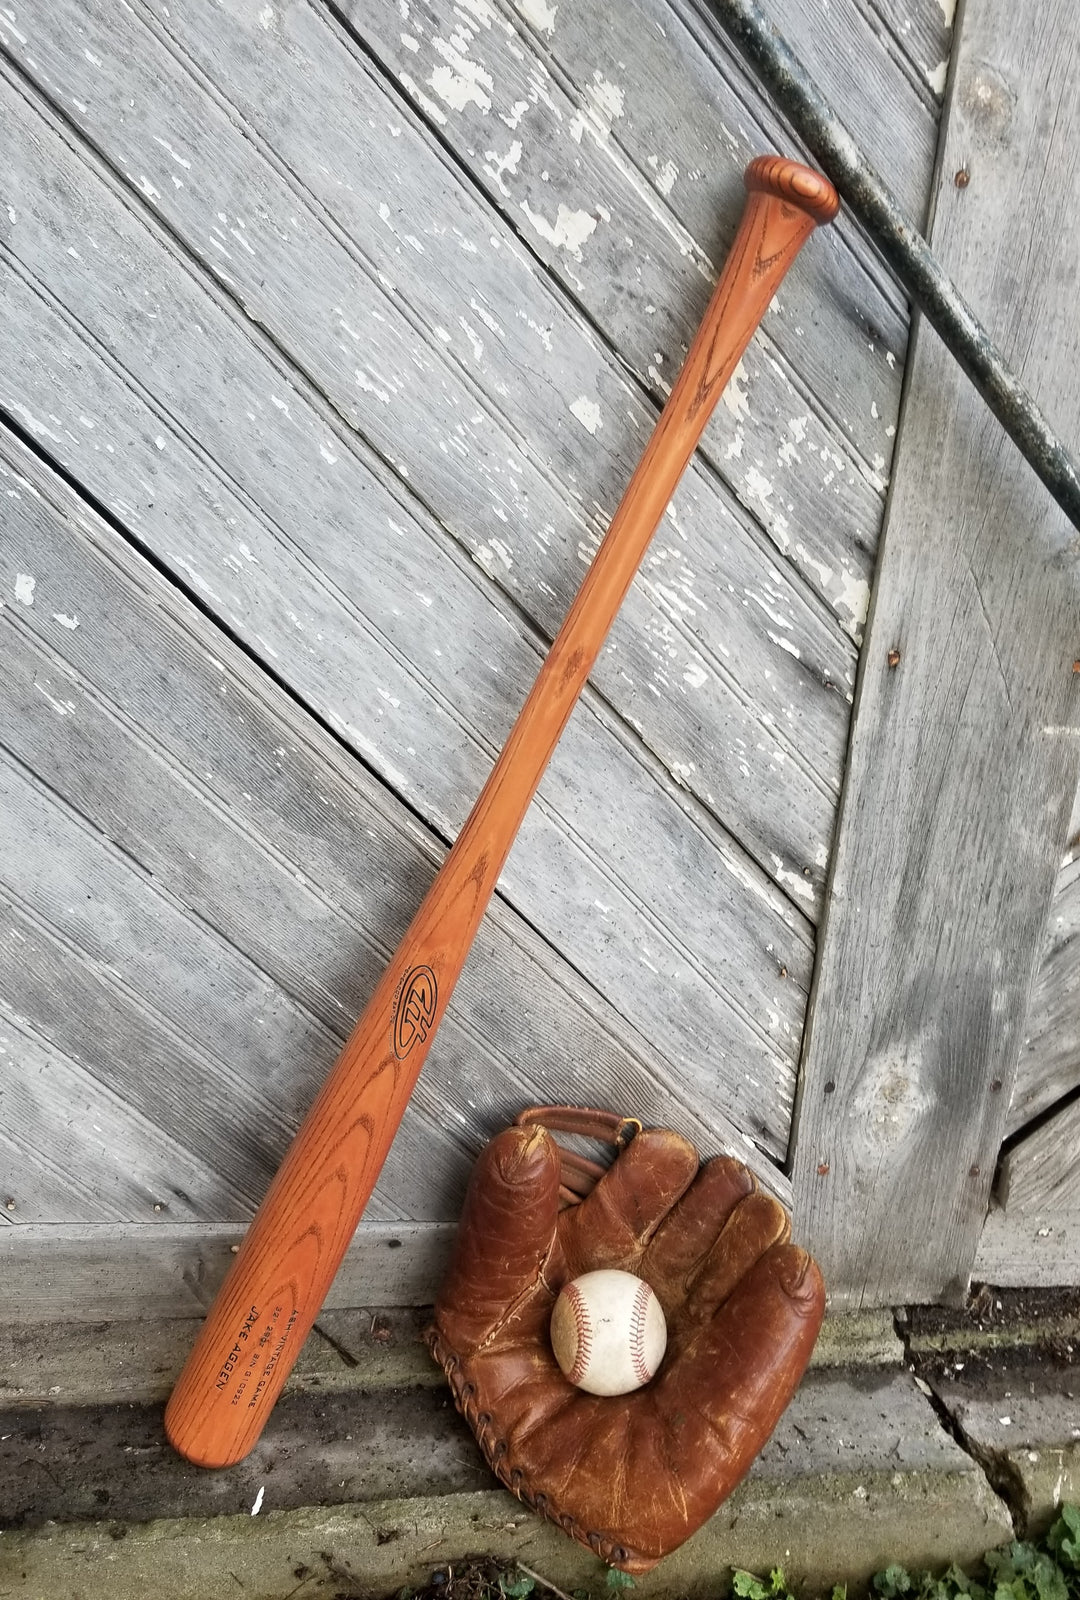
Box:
<box><xmin>565</xmin><ymin>1282</ymin><xmax>591</xmax><ymax>1387</ymax></box>
<box><xmin>630</xmin><ymin>1279</ymin><xmax>653</xmax><ymax>1385</ymax></box>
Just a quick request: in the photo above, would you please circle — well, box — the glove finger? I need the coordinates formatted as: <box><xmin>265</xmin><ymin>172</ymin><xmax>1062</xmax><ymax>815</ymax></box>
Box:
<box><xmin>559</xmin><ymin>1128</ymin><xmax>699</xmax><ymax>1275</ymax></box>
<box><xmin>680</xmin><ymin>1187</ymin><xmax>791</xmax><ymax>1325</ymax></box>
<box><xmin>638</xmin><ymin>1155</ymin><xmax>756</xmax><ymax>1316</ymax></box>
<box><xmin>655</xmin><ymin>1243</ymin><xmax>825</xmax><ymax>1476</ymax></box>
<box><xmin>434</xmin><ymin>1124</ymin><xmax>562</xmax><ymax>1353</ymax></box>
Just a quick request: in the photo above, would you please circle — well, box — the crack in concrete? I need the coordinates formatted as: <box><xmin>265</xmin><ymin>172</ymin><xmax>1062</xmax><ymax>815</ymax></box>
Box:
<box><xmin>892</xmin><ymin>1307</ymin><xmax>1029</xmax><ymax>1539</ymax></box>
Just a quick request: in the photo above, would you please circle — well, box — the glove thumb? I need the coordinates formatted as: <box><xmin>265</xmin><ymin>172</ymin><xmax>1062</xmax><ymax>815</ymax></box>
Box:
<box><xmin>434</xmin><ymin>1123</ymin><xmax>562</xmax><ymax>1353</ymax></box>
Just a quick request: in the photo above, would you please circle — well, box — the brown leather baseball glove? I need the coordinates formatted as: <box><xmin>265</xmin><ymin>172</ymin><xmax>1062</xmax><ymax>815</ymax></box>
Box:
<box><xmin>427</xmin><ymin>1106</ymin><xmax>825</xmax><ymax>1573</ymax></box>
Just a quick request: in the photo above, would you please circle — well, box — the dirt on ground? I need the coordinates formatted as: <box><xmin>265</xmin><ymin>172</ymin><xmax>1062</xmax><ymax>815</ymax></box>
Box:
<box><xmin>404</xmin><ymin>1557</ymin><xmax>521</xmax><ymax>1598</ymax></box>
<box><xmin>903</xmin><ymin>1284</ymin><xmax>1080</xmax><ymax>1389</ymax></box>
<box><xmin>348</xmin><ymin>1555</ymin><xmax>562</xmax><ymax>1600</ymax></box>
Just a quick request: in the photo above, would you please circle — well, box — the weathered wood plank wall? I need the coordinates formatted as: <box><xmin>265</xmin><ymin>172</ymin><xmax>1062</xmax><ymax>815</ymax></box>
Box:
<box><xmin>13</xmin><ymin>0</ymin><xmax>1075</xmax><ymax>1315</ymax></box>
<box><xmin>349</xmin><ymin>0</ymin><xmax>907</xmax><ymax>634</ymax></box>
<box><xmin>790</xmin><ymin>0</ymin><xmax>1080</xmax><ymax>1304</ymax></box>
<box><xmin>0</xmin><ymin>11</ymin><xmax>825</xmax><ymax>1171</ymax></box>
<box><xmin>2</xmin><ymin>424</ymin><xmax>748</xmax><ymax>1221</ymax></box>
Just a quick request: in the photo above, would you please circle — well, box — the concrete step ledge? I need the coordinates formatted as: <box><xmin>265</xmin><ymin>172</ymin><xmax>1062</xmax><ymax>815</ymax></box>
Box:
<box><xmin>11</xmin><ymin>1309</ymin><xmax>1080</xmax><ymax>1597</ymax></box>
<box><xmin>0</xmin><ymin>1468</ymin><xmax>1012</xmax><ymax>1600</ymax></box>
<box><xmin>0</xmin><ymin>1366</ymin><xmax>1014</xmax><ymax>1599</ymax></box>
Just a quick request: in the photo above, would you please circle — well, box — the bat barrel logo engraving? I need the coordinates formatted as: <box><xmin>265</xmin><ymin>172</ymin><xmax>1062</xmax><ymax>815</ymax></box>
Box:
<box><xmin>393</xmin><ymin>965</ymin><xmax>439</xmax><ymax>1060</ymax></box>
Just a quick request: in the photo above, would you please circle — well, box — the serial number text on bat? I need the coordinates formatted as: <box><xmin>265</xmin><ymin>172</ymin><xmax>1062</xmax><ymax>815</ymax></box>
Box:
<box><xmin>213</xmin><ymin>1301</ymin><xmax>300</xmax><ymax>1407</ymax></box>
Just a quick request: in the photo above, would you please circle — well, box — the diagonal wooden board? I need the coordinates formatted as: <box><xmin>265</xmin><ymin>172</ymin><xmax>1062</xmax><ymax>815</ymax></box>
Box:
<box><xmin>0</xmin><ymin>421</ymin><xmax>779</xmax><ymax>1240</ymax></box>
<box><xmin>997</xmin><ymin>1097</ymin><xmax>1080</xmax><ymax>1213</ymax></box>
<box><xmin>790</xmin><ymin>0</ymin><xmax>1080</xmax><ymax>1304</ymax></box>
<box><xmin>971</xmin><ymin>792</ymin><xmax>1079</xmax><ymax>1284</ymax></box>
<box><xmin>1009</xmin><ymin>850</ymin><xmax>1080</xmax><ymax>1131</ymax></box>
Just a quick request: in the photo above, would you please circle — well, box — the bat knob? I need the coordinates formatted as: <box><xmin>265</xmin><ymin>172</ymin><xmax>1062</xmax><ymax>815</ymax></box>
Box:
<box><xmin>744</xmin><ymin>155</ymin><xmax>840</xmax><ymax>225</ymax></box>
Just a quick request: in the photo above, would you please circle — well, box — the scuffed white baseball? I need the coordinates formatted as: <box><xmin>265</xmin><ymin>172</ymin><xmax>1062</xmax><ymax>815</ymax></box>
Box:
<box><xmin>549</xmin><ymin>1269</ymin><xmax>667</xmax><ymax>1396</ymax></box>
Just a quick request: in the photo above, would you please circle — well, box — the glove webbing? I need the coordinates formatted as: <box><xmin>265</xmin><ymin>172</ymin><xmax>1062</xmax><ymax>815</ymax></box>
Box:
<box><xmin>514</xmin><ymin>1105</ymin><xmax>641</xmax><ymax>1208</ymax></box>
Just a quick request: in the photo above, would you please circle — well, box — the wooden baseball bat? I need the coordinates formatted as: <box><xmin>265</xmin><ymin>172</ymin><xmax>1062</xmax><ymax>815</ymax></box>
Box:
<box><xmin>164</xmin><ymin>155</ymin><xmax>839</xmax><ymax>1468</ymax></box>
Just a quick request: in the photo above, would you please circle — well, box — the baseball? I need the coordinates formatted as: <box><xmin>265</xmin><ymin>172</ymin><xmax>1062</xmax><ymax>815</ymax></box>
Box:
<box><xmin>549</xmin><ymin>1269</ymin><xmax>667</xmax><ymax>1396</ymax></box>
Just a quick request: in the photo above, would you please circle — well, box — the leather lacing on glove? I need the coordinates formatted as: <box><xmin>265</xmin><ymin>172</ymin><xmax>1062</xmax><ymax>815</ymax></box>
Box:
<box><xmin>426</xmin><ymin>1106</ymin><xmax>825</xmax><ymax>1574</ymax></box>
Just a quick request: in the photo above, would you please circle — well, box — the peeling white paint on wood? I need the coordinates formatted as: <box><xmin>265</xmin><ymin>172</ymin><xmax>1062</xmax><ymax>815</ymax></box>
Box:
<box><xmin>428</xmin><ymin>36</ymin><xmax>494</xmax><ymax>115</ymax></box>
<box><xmin>569</xmin><ymin>74</ymin><xmax>626</xmax><ymax>145</ymax></box>
<box><xmin>651</xmin><ymin>157</ymin><xmax>679</xmax><ymax>196</ymax></box>
<box><xmin>569</xmin><ymin>395</ymin><xmax>602</xmax><ymax>433</ymax></box>
<box><xmin>926</xmin><ymin>59</ymin><xmax>949</xmax><ymax>93</ymax></box>
<box><xmin>519</xmin><ymin>198</ymin><xmax>597</xmax><ymax>258</ymax></box>
<box><xmin>722</xmin><ymin>360</ymin><xmax>751</xmax><ymax>420</ymax></box>
<box><xmin>398</xmin><ymin>70</ymin><xmax>448</xmax><ymax>126</ymax></box>
<box><xmin>516</xmin><ymin>0</ymin><xmax>558</xmax><ymax>35</ymax></box>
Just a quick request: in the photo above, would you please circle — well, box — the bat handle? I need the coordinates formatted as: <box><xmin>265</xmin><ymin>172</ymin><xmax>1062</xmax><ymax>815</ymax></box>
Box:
<box><xmin>163</xmin><ymin>156</ymin><xmax>838</xmax><ymax>1470</ymax></box>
